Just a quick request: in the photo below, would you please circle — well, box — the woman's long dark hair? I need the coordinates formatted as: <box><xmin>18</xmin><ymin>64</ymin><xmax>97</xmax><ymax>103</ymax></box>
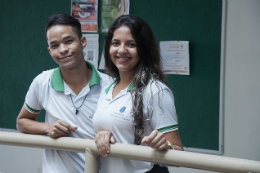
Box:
<box><xmin>104</xmin><ymin>15</ymin><xmax>167</xmax><ymax>145</ymax></box>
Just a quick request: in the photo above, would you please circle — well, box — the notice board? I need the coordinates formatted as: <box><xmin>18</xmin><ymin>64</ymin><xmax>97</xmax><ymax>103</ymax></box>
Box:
<box><xmin>0</xmin><ymin>0</ymin><xmax>223</xmax><ymax>154</ymax></box>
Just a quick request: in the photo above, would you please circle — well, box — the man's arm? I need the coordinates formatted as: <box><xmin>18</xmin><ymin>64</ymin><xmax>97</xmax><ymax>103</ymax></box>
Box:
<box><xmin>17</xmin><ymin>105</ymin><xmax>78</xmax><ymax>137</ymax></box>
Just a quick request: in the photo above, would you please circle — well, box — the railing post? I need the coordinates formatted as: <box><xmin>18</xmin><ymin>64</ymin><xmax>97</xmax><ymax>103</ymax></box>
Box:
<box><xmin>85</xmin><ymin>148</ymin><xmax>99</xmax><ymax>173</ymax></box>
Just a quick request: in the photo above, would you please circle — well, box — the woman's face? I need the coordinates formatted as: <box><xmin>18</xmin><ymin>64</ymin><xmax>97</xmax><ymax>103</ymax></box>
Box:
<box><xmin>109</xmin><ymin>26</ymin><xmax>139</xmax><ymax>75</ymax></box>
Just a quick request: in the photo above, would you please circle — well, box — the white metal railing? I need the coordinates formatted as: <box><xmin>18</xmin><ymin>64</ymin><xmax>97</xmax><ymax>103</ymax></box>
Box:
<box><xmin>0</xmin><ymin>131</ymin><xmax>260</xmax><ymax>173</ymax></box>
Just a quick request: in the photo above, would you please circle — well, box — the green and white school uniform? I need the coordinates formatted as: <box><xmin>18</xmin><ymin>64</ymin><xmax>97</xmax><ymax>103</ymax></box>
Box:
<box><xmin>25</xmin><ymin>61</ymin><xmax>112</xmax><ymax>173</ymax></box>
<box><xmin>93</xmin><ymin>79</ymin><xmax>178</xmax><ymax>173</ymax></box>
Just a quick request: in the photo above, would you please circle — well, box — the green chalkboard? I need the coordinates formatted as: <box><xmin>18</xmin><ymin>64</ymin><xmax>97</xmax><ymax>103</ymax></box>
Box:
<box><xmin>0</xmin><ymin>0</ymin><xmax>222</xmax><ymax>152</ymax></box>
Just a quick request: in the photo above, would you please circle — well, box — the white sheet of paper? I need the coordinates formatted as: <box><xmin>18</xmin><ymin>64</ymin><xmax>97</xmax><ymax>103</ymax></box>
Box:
<box><xmin>160</xmin><ymin>41</ymin><xmax>190</xmax><ymax>75</ymax></box>
<box><xmin>83</xmin><ymin>34</ymin><xmax>99</xmax><ymax>69</ymax></box>
<box><xmin>98</xmin><ymin>51</ymin><xmax>105</xmax><ymax>70</ymax></box>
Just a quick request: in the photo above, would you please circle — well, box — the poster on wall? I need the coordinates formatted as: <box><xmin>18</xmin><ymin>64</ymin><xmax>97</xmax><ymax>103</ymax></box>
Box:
<box><xmin>71</xmin><ymin>0</ymin><xmax>98</xmax><ymax>32</ymax></box>
<box><xmin>83</xmin><ymin>34</ymin><xmax>99</xmax><ymax>68</ymax></box>
<box><xmin>101</xmin><ymin>0</ymin><xmax>130</xmax><ymax>32</ymax></box>
<box><xmin>160</xmin><ymin>41</ymin><xmax>190</xmax><ymax>75</ymax></box>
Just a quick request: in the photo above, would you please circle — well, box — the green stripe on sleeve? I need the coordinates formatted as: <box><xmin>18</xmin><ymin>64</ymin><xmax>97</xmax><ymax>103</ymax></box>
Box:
<box><xmin>158</xmin><ymin>125</ymin><xmax>178</xmax><ymax>133</ymax></box>
<box><xmin>25</xmin><ymin>103</ymin><xmax>41</xmax><ymax>114</ymax></box>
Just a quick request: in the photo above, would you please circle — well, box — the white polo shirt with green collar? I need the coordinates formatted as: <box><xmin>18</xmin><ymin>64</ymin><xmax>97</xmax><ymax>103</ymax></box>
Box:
<box><xmin>24</xmin><ymin>61</ymin><xmax>112</xmax><ymax>173</ymax></box>
<box><xmin>92</xmin><ymin>78</ymin><xmax>178</xmax><ymax>173</ymax></box>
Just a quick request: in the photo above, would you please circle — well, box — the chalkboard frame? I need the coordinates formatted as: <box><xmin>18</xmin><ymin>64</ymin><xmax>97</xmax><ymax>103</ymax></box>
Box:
<box><xmin>0</xmin><ymin>0</ymin><xmax>225</xmax><ymax>155</ymax></box>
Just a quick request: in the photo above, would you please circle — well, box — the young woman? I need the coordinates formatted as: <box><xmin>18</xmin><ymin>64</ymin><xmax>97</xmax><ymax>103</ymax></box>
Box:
<box><xmin>93</xmin><ymin>15</ymin><xmax>183</xmax><ymax>173</ymax></box>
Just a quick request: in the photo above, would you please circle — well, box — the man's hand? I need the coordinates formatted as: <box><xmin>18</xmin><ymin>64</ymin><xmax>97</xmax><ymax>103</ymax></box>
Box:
<box><xmin>17</xmin><ymin>105</ymin><xmax>77</xmax><ymax>137</ymax></box>
<box><xmin>46</xmin><ymin>120</ymin><xmax>78</xmax><ymax>138</ymax></box>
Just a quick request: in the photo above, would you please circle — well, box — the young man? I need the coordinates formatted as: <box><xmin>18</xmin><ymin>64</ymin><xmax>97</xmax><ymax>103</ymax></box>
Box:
<box><xmin>16</xmin><ymin>13</ymin><xmax>112</xmax><ymax>173</ymax></box>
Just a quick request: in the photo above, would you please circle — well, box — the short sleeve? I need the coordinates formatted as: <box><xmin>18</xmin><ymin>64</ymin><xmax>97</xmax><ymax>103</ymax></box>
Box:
<box><xmin>148</xmin><ymin>87</ymin><xmax>178</xmax><ymax>133</ymax></box>
<box><xmin>24</xmin><ymin>75</ymin><xmax>44</xmax><ymax>114</ymax></box>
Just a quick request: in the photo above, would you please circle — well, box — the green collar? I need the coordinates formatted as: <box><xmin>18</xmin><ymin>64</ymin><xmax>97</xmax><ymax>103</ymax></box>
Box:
<box><xmin>104</xmin><ymin>77</ymin><xmax>134</xmax><ymax>94</ymax></box>
<box><xmin>51</xmin><ymin>61</ymin><xmax>100</xmax><ymax>92</ymax></box>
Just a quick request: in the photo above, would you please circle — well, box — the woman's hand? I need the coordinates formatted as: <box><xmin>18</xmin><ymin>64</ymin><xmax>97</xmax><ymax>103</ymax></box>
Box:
<box><xmin>141</xmin><ymin>130</ymin><xmax>184</xmax><ymax>151</ymax></box>
<box><xmin>95</xmin><ymin>130</ymin><xmax>116</xmax><ymax>157</ymax></box>
<box><xmin>141</xmin><ymin>130</ymin><xmax>168</xmax><ymax>150</ymax></box>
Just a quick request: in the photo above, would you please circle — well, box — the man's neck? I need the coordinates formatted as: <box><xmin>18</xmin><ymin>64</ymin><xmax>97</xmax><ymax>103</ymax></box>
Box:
<box><xmin>61</xmin><ymin>62</ymin><xmax>92</xmax><ymax>95</ymax></box>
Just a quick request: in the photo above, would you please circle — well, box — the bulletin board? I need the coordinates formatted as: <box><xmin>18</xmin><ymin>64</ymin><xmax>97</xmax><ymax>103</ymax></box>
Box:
<box><xmin>0</xmin><ymin>0</ymin><xmax>223</xmax><ymax>154</ymax></box>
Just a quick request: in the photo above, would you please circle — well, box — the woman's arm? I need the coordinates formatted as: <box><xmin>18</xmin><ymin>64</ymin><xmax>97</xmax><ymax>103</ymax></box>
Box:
<box><xmin>141</xmin><ymin>84</ymin><xmax>183</xmax><ymax>151</ymax></box>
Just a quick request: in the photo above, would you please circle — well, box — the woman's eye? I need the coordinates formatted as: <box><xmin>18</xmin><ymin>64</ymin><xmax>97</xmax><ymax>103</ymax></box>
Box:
<box><xmin>128</xmin><ymin>43</ymin><xmax>136</xmax><ymax>47</ymax></box>
<box><xmin>111</xmin><ymin>42</ymin><xmax>119</xmax><ymax>46</ymax></box>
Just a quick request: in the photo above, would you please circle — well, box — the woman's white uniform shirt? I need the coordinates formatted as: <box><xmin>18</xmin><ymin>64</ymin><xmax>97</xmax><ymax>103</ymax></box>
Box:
<box><xmin>93</xmin><ymin>79</ymin><xmax>178</xmax><ymax>173</ymax></box>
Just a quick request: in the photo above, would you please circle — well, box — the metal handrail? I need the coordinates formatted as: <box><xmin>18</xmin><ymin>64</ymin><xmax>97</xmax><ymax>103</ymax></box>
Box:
<box><xmin>0</xmin><ymin>131</ymin><xmax>260</xmax><ymax>173</ymax></box>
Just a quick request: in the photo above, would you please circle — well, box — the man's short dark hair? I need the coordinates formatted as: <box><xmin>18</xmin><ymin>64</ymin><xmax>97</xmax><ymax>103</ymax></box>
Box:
<box><xmin>45</xmin><ymin>13</ymin><xmax>82</xmax><ymax>40</ymax></box>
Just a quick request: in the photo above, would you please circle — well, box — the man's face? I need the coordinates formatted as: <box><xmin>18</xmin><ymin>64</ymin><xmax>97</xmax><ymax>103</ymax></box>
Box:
<box><xmin>47</xmin><ymin>25</ymin><xmax>86</xmax><ymax>70</ymax></box>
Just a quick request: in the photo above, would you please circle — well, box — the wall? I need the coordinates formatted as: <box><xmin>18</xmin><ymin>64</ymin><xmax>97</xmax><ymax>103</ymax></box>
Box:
<box><xmin>1</xmin><ymin>0</ymin><xmax>260</xmax><ymax>172</ymax></box>
<box><xmin>169</xmin><ymin>0</ymin><xmax>260</xmax><ymax>172</ymax></box>
<box><xmin>0</xmin><ymin>144</ymin><xmax>42</xmax><ymax>173</ymax></box>
<box><xmin>222</xmin><ymin>0</ymin><xmax>260</xmax><ymax>160</ymax></box>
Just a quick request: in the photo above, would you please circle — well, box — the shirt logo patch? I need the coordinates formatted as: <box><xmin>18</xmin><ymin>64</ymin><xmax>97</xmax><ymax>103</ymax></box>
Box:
<box><xmin>119</xmin><ymin>106</ymin><xmax>126</xmax><ymax>113</ymax></box>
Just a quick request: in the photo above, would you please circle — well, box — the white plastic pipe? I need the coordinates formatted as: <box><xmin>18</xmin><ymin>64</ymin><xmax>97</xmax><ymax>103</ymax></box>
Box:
<box><xmin>85</xmin><ymin>148</ymin><xmax>99</xmax><ymax>173</ymax></box>
<box><xmin>0</xmin><ymin>131</ymin><xmax>260</xmax><ymax>173</ymax></box>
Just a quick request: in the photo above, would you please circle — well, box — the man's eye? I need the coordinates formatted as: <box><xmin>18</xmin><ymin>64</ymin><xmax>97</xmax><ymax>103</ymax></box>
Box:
<box><xmin>51</xmin><ymin>45</ymin><xmax>58</xmax><ymax>49</ymax></box>
<box><xmin>66</xmin><ymin>40</ymin><xmax>73</xmax><ymax>43</ymax></box>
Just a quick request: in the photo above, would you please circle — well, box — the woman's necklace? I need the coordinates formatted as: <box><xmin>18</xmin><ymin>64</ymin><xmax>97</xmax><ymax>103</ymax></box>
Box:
<box><xmin>69</xmin><ymin>94</ymin><xmax>88</xmax><ymax>115</ymax></box>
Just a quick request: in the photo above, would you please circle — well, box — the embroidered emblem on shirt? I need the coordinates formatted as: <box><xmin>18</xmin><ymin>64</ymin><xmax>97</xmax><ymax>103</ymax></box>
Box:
<box><xmin>119</xmin><ymin>106</ymin><xmax>126</xmax><ymax>113</ymax></box>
